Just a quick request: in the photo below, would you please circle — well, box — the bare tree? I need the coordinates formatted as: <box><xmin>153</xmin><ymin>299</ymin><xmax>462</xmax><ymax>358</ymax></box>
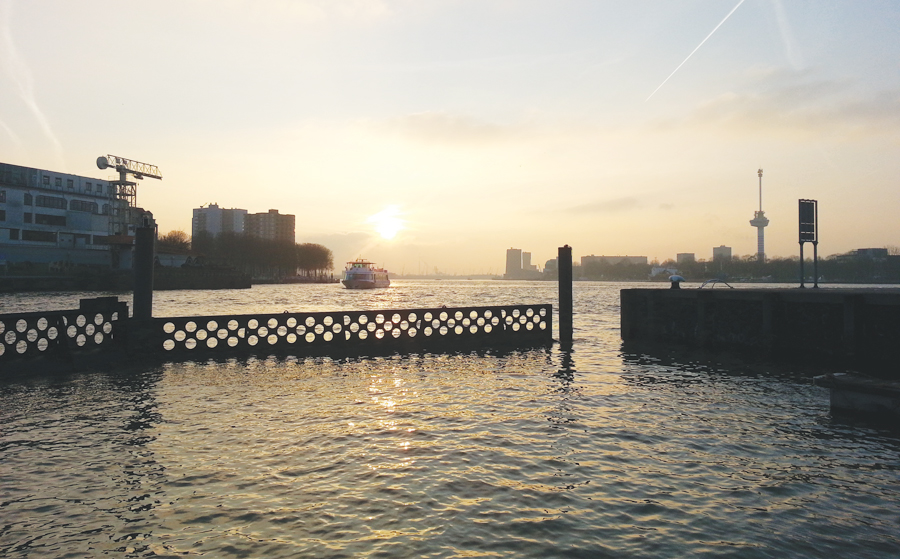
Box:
<box><xmin>157</xmin><ymin>230</ymin><xmax>191</xmax><ymax>252</ymax></box>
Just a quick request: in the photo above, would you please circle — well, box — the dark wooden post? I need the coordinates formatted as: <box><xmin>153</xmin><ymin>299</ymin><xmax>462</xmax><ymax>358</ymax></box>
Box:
<box><xmin>558</xmin><ymin>245</ymin><xmax>573</xmax><ymax>347</ymax></box>
<box><xmin>133</xmin><ymin>226</ymin><xmax>155</xmax><ymax>320</ymax></box>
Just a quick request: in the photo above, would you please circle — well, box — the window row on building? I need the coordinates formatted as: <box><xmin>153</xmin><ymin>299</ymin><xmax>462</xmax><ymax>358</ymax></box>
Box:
<box><xmin>0</xmin><ymin>162</ymin><xmax>110</xmax><ymax>196</ymax></box>
<box><xmin>192</xmin><ymin>205</ymin><xmax>295</xmax><ymax>243</ymax></box>
<box><xmin>0</xmin><ymin>228</ymin><xmax>110</xmax><ymax>244</ymax></box>
<box><xmin>0</xmin><ymin>192</ymin><xmax>108</xmax><ymax>215</ymax></box>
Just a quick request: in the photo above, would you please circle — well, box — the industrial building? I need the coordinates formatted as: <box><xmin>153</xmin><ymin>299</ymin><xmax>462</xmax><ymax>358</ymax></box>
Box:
<box><xmin>0</xmin><ymin>161</ymin><xmax>152</xmax><ymax>270</ymax></box>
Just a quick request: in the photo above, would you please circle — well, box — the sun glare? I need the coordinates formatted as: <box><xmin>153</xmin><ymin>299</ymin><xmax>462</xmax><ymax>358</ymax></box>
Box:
<box><xmin>367</xmin><ymin>206</ymin><xmax>404</xmax><ymax>240</ymax></box>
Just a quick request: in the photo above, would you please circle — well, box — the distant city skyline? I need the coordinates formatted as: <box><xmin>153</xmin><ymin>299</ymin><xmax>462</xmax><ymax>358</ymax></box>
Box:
<box><xmin>2</xmin><ymin>1</ymin><xmax>898</xmax><ymax>274</ymax></box>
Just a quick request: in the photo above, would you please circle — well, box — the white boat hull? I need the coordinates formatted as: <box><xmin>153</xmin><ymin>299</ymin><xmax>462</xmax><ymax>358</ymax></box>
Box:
<box><xmin>341</xmin><ymin>278</ymin><xmax>390</xmax><ymax>289</ymax></box>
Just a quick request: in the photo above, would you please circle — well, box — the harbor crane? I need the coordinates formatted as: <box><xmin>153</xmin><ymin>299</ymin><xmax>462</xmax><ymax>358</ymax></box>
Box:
<box><xmin>96</xmin><ymin>154</ymin><xmax>162</xmax><ymax>209</ymax></box>
<box><xmin>97</xmin><ymin>154</ymin><xmax>162</xmax><ymax>241</ymax></box>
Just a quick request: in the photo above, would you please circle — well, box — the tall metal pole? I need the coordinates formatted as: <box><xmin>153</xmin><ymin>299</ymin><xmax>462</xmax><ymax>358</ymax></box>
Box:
<box><xmin>813</xmin><ymin>241</ymin><xmax>819</xmax><ymax>288</ymax></box>
<box><xmin>558</xmin><ymin>245</ymin><xmax>573</xmax><ymax>347</ymax></box>
<box><xmin>813</xmin><ymin>201</ymin><xmax>819</xmax><ymax>288</ymax></box>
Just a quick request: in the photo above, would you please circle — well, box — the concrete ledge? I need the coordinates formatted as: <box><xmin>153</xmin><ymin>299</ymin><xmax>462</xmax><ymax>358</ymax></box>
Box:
<box><xmin>621</xmin><ymin>288</ymin><xmax>900</xmax><ymax>372</ymax></box>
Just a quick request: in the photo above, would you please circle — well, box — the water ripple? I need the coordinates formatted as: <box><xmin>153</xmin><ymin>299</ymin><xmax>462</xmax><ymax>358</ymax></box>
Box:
<box><xmin>2</xmin><ymin>282</ymin><xmax>899</xmax><ymax>558</ymax></box>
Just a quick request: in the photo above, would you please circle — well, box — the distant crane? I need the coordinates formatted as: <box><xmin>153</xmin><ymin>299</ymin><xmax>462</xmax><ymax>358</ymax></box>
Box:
<box><xmin>97</xmin><ymin>155</ymin><xmax>162</xmax><ymax>209</ymax></box>
<box><xmin>97</xmin><ymin>155</ymin><xmax>161</xmax><ymax>237</ymax></box>
<box><xmin>749</xmin><ymin>168</ymin><xmax>769</xmax><ymax>262</ymax></box>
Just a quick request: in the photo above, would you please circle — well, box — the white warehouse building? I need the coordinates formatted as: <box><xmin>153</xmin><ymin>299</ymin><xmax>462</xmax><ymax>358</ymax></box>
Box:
<box><xmin>0</xmin><ymin>161</ymin><xmax>152</xmax><ymax>270</ymax></box>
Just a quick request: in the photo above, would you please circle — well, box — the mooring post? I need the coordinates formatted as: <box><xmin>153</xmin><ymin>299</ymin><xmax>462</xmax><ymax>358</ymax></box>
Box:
<box><xmin>558</xmin><ymin>245</ymin><xmax>573</xmax><ymax>347</ymax></box>
<box><xmin>133</xmin><ymin>225</ymin><xmax>155</xmax><ymax>320</ymax></box>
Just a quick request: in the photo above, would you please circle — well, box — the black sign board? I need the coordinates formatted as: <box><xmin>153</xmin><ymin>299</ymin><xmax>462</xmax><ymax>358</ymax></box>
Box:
<box><xmin>799</xmin><ymin>199</ymin><xmax>817</xmax><ymax>242</ymax></box>
<box><xmin>798</xmin><ymin>199</ymin><xmax>819</xmax><ymax>288</ymax></box>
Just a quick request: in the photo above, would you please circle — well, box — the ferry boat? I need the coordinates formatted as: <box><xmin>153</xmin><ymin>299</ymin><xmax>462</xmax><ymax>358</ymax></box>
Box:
<box><xmin>341</xmin><ymin>259</ymin><xmax>390</xmax><ymax>289</ymax></box>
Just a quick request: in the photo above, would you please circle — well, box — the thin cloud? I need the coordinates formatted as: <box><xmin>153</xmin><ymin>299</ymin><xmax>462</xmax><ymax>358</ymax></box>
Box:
<box><xmin>772</xmin><ymin>0</ymin><xmax>802</xmax><ymax>69</ymax></box>
<box><xmin>568</xmin><ymin>196</ymin><xmax>640</xmax><ymax>215</ymax></box>
<box><xmin>194</xmin><ymin>0</ymin><xmax>392</xmax><ymax>25</ymax></box>
<box><xmin>686</xmin><ymin>85</ymin><xmax>900</xmax><ymax>134</ymax></box>
<box><xmin>0</xmin><ymin>118</ymin><xmax>20</xmax><ymax>146</ymax></box>
<box><xmin>379</xmin><ymin>111</ymin><xmax>511</xmax><ymax>144</ymax></box>
<box><xmin>0</xmin><ymin>2</ymin><xmax>63</xmax><ymax>164</ymax></box>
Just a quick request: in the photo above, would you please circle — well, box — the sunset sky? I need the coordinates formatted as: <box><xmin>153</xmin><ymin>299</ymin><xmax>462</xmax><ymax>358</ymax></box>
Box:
<box><xmin>2</xmin><ymin>0</ymin><xmax>898</xmax><ymax>274</ymax></box>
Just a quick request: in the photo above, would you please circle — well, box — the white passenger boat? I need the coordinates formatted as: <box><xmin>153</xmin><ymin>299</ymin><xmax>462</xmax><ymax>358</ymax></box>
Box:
<box><xmin>341</xmin><ymin>259</ymin><xmax>390</xmax><ymax>289</ymax></box>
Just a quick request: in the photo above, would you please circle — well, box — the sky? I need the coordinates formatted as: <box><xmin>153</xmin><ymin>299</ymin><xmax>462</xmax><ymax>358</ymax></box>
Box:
<box><xmin>1</xmin><ymin>0</ymin><xmax>898</xmax><ymax>274</ymax></box>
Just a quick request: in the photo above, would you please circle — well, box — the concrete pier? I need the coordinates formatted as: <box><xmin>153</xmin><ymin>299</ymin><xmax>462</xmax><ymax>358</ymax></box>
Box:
<box><xmin>621</xmin><ymin>288</ymin><xmax>900</xmax><ymax>373</ymax></box>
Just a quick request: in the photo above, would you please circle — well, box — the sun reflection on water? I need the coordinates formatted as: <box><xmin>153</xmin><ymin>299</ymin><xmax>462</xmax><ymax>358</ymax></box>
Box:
<box><xmin>4</xmin><ymin>283</ymin><xmax>900</xmax><ymax>558</ymax></box>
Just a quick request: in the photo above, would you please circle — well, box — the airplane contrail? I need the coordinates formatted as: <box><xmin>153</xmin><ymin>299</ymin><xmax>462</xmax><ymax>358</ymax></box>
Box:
<box><xmin>0</xmin><ymin>118</ymin><xmax>21</xmax><ymax>146</ymax></box>
<box><xmin>0</xmin><ymin>1</ymin><xmax>64</xmax><ymax>161</ymax></box>
<box><xmin>646</xmin><ymin>0</ymin><xmax>746</xmax><ymax>102</ymax></box>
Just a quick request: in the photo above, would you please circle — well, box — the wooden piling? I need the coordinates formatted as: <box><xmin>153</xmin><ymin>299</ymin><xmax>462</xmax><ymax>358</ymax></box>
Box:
<box><xmin>133</xmin><ymin>226</ymin><xmax>155</xmax><ymax>320</ymax></box>
<box><xmin>558</xmin><ymin>245</ymin><xmax>573</xmax><ymax>347</ymax></box>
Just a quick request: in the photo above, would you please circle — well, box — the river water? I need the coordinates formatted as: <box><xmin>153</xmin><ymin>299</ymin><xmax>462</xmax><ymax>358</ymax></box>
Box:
<box><xmin>1</xmin><ymin>281</ymin><xmax>898</xmax><ymax>558</ymax></box>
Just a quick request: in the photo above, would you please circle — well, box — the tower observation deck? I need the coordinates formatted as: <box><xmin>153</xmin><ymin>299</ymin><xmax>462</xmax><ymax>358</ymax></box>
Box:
<box><xmin>749</xmin><ymin>168</ymin><xmax>769</xmax><ymax>262</ymax></box>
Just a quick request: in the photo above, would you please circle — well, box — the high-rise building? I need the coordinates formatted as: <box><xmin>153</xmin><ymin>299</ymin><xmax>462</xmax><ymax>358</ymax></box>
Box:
<box><xmin>713</xmin><ymin>245</ymin><xmax>732</xmax><ymax>261</ymax></box>
<box><xmin>244</xmin><ymin>209</ymin><xmax>295</xmax><ymax>242</ymax></box>
<box><xmin>522</xmin><ymin>251</ymin><xmax>538</xmax><ymax>271</ymax></box>
<box><xmin>505</xmin><ymin>248</ymin><xmax>522</xmax><ymax>278</ymax></box>
<box><xmin>192</xmin><ymin>204</ymin><xmax>247</xmax><ymax>238</ymax></box>
<box><xmin>676</xmin><ymin>253</ymin><xmax>696</xmax><ymax>264</ymax></box>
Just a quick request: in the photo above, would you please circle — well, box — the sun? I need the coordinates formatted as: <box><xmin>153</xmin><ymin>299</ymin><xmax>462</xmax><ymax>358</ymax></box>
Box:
<box><xmin>367</xmin><ymin>205</ymin><xmax>404</xmax><ymax>240</ymax></box>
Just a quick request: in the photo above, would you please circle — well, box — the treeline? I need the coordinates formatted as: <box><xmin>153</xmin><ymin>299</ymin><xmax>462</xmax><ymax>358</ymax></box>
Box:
<box><xmin>571</xmin><ymin>253</ymin><xmax>900</xmax><ymax>283</ymax></box>
<box><xmin>667</xmin><ymin>254</ymin><xmax>900</xmax><ymax>283</ymax></box>
<box><xmin>159</xmin><ymin>230</ymin><xmax>333</xmax><ymax>279</ymax></box>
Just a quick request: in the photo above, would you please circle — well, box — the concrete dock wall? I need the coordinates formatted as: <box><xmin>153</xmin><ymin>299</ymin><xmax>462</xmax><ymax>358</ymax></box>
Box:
<box><xmin>621</xmin><ymin>288</ymin><xmax>900</xmax><ymax>368</ymax></box>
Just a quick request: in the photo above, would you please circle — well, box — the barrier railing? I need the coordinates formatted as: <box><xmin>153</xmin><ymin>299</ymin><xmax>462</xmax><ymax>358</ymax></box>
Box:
<box><xmin>0</xmin><ymin>297</ymin><xmax>128</xmax><ymax>364</ymax></box>
<box><xmin>150</xmin><ymin>304</ymin><xmax>552</xmax><ymax>357</ymax></box>
<box><xmin>1</xmin><ymin>299</ymin><xmax>552</xmax><ymax>370</ymax></box>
